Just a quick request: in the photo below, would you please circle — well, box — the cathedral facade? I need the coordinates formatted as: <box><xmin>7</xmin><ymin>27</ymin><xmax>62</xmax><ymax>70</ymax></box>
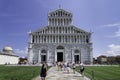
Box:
<box><xmin>28</xmin><ymin>8</ymin><xmax>93</xmax><ymax>65</ymax></box>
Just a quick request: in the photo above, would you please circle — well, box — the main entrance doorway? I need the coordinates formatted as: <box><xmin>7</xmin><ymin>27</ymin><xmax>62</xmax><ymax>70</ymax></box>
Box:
<box><xmin>41</xmin><ymin>55</ymin><xmax>46</xmax><ymax>62</ymax></box>
<box><xmin>56</xmin><ymin>45</ymin><xmax>64</xmax><ymax>62</ymax></box>
<box><xmin>41</xmin><ymin>50</ymin><xmax>47</xmax><ymax>63</ymax></box>
<box><xmin>74</xmin><ymin>55</ymin><xmax>79</xmax><ymax>64</ymax></box>
<box><xmin>57</xmin><ymin>52</ymin><xmax>63</xmax><ymax>62</ymax></box>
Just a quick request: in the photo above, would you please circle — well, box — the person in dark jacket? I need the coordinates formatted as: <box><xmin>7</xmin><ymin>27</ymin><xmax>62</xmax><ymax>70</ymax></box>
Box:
<box><xmin>80</xmin><ymin>62</ymin><xmax>84</xmax><ymax>76</ymax></box>
<box><xmin>40</xmin><ymin>63</ymin><xmax>47</xmax><ymax>80</ymax></box>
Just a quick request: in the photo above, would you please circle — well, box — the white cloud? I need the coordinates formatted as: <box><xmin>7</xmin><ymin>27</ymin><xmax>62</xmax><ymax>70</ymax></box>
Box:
<box><xmin>107</xmin><ymin>44</ymin><xmax>120</xmax><ymax>56</ymax></box>
<box><xmin>14</xmin><ymin>47</ymin><xmax>28</xmax><ymax>57</ymax></box>
<box><xmin>115</xmin><ymin>27</ymin><xmax>120</xmax><ymax>37</ymax></box>
<box><xmin>102</xmin><ymin>23</ymin><xmax>120</xmax><ymax>38</ymax></box>
<box><xmin>102</xmin><ymin>23</ymin><xmax>120</xmax><ymax>27</ymax></box>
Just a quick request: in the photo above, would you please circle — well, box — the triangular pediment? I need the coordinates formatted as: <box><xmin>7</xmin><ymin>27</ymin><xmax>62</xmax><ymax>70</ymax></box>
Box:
<box><xmin>48</xmin><ymin>9</ymin><xmax>72</xmax><ymax>17</ymax></box>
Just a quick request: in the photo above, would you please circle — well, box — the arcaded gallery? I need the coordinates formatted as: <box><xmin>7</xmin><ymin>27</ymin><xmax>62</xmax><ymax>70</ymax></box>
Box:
<box><xmin>28</xmin><ymin>7</ymin><xmax>93</xmax><ymax>65</ymax></box>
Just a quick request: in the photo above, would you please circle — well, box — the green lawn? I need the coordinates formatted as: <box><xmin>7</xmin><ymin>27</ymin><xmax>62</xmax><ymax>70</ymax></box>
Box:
<box><xmin>76</xmin><ymin>65</ymin><xmax>120</xmax><ymax>80</ymax></box>
<box><xmin>1</xmin><ymin>65</ymin><xmax>120</xmax><ymax>80</ymax></box>
<box><xmin>0</xmin><ymin>65</ymin><xmax>41</xmax><ymax>80</ymax></box>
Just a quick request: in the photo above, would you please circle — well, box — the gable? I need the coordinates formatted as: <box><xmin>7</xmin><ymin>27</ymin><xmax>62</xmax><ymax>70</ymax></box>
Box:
<box><xmin>48</xmin><ymin>9</ymin><xmax>72</xmax><ymax>17</ymax></box>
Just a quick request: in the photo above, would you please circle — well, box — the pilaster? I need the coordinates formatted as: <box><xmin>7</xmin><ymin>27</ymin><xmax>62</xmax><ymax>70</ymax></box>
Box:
<box><xmin>38</xmin><ymin>50</ymin><xmax>41</xmax><ymax>63</ymax></box>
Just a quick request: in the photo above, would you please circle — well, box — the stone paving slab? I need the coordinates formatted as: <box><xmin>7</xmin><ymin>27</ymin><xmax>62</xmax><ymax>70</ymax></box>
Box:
<box><xmin>33</xmin><ymin>67</ymin><xmax>90</xmax><ymax>80</ymax></box>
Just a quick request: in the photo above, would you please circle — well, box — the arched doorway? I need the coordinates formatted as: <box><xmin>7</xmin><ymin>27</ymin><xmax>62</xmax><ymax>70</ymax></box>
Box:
<box><xmin>55</xmin><ymin>46</ymin><xmax>64</xmax><ymax>62</ymax></box>
<box><xmin>74</xmin><ymin>49</ymin><xmax>81</xmax><ymax>64</ymax></box>
<box><xmin>41</xmin><ymin>49</ymin><xmax>47</xmax><ymax>63</ymax></box>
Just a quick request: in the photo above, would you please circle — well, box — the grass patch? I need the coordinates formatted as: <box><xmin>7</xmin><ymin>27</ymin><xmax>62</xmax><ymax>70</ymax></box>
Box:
<box><xmin>0</xmin><ymin>65</ymin><xmax>41</xmax><ymax>80</ymax></box>
<box><xmin>76</xmin><ymin>65</ymin><xmax>120</xmax><ymax>80</ymax></box>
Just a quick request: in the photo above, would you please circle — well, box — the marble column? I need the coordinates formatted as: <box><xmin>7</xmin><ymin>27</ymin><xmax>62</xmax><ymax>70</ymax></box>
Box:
<box><xmin>37</xmin><ymin>36</ymin><xmax>39</xmax><ymax>43</ymax></box>
<box><xmin>79</xmin><ymin>35</ymin><xmax>80</xmax><ymax>43</ymax></box>
<box><xmin>49</xmin><ymin>35</ymin><xmax>51</xmax><ymax>43</ymax></box>
<box><xmin>55</xmin><ymin>50</ymin><xmax>57</xmax><ymax>62</ymax></box>
<box><xmin>53</xmin><ymin>18</ymin><xmax>55</xmax><ymax>26</ymax></box>
<box><xmin>47</xmin><ymin>50</ymin><xmax>49</xmax><ymax>63</ymax></box>
<box><xmin>55</xmin><ymin>35</ymin><xmax>56</xmax><ymax>43</ymax></box>
<box><xmin>70</xmin><ymin>35</ymin><xmax>71</xmax><ymax>43</ymax></box>
<box><xmin>28</xmin><ymin>48</ymin><xmax>33</xmax><ymax>64</ymax></box>
<box><xmin>85</xmin><ymin>34</ymin><xmax>87</xmax><ymax>44</ymax></box>
<box><xmin>29</xmin><ymin>35</ymin><xmax>32</xmax><ymax>43</ymax></box>
<box><xmin>57</xmin><ymin>19</ymin><xmax>58</xmax><ymax>26</ymax></box>
<box><xmin>72</xmin><ymin>49</ymin><xmax>74</xmax><ymax>63</ymax></box>
<box><xmin>62</xmin><ymin>35</ymin><xmax>63</xmax><ymax>43</ymax></box>
<box><xmin>38</xmin><ymin>50</ymin><xmax>41</xmax><ymax>63</ymax></box>
<box><xmin>52</xmin><ymin>35</ymin><xmax>53</xmax><ymax>43</ymax></box>
<box><xmin>46</xmin><ymin>35</ymin><xmax>48</xmax><ymax>43</ymax></box>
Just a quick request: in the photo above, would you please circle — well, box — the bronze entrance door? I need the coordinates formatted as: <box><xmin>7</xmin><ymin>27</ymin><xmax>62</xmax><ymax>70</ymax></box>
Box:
<box><xmin>41</xmin><ymin>55</ymin><xmax>46</xmax><ymax>62</ymax></box>
<box><xmin>74</xmin><ymin>55</ymin><xmax>79</xmax><ymax>64</ymax></box>
<box><xmin>57</xmin><ymin>52</ymin><xmax>63</xmax><ymax>62</ymax></box>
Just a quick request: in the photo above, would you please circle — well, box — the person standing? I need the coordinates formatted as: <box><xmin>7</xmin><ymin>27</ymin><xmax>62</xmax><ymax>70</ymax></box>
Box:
<box><xmin>57</xmin><ymin>62</ymin><xmax>61</xmax><ymax>71</ymax></box>
<box><xmin>63</xmin><ymin>62</ymin><xmax>67</xmax><ymax>71</ymax></box>
<box><xmin>72</xmin><ymin>63</ymin><xmax>76</xmax><ymax>74</ymax></box>
<box><xmin>80</xmin><ymin>62</ymin><xmax>84</xmax><ymax>76</ymax></box>
<box><xmin>40</xmin><ymin>63</ymin><xmax>47</xmax><ymax>80</ymax></box>
<box><xmin>67</xmin><ymin>62</ymin><xmax>70</xmax><ymax>73</ymax></box>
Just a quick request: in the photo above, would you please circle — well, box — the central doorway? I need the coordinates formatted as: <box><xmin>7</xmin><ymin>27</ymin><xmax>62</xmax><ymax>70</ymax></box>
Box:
<box><xmin>57</xmin><ymin>52</ymin><xmax>63</xmax><ymax>62</ymax></box>
<box><xmin>74</xmin><ymin>55</ymin><xmax>79</xmax><ymax>64</ymax></box>
<box><xmin>41</xmin><ymin>49</ymin><xmax>47</xmax><ymax>63</ymax></box>
<box><xmin>41</xmin><ymin>55</ymin><xmax>46</xmax><ymax>62</ymax></box>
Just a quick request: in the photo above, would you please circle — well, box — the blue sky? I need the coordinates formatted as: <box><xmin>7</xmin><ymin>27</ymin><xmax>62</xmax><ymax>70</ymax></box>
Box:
<box><xmin>0</xmin><ymin>0</ymin><xmax>120</xmax><ymax>58</ymax></box>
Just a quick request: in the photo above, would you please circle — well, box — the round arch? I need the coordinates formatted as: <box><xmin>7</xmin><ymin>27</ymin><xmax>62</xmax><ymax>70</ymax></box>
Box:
<box><xmin>56</xmin><ymin>45</ymin><xmax>64</xmax><ymax>49</ymax></box>
<box><xmin>74</xmin><ymin>49</ymin><xmax>81</xmax><ymax>64</ymax></box>
<box><xmin>55</xmin><ymin>45</ymin><xmax>65</xmax><ymax>62</ymax></box>
<box><xmin>41</xmin><ymin>49</ymin><xmax>47</xmax><ymax>63</ymax></box>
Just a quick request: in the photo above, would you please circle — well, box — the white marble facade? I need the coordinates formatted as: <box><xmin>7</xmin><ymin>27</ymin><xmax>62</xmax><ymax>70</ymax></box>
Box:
<box><xmin>28</xmin><ymin>8</ymin><xmax>93</xmax><ymax>65</ymax></box>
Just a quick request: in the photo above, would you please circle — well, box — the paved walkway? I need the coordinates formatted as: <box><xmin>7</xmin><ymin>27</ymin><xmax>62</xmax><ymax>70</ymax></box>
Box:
<box><xmin>33</xmin><ymin>67</ymin><xmax>90</xmax><ymax>80</ymax></box>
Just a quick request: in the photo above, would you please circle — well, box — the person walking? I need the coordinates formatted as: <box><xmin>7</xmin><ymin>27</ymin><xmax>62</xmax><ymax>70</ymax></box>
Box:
<box><xmin>80</xmin><ymin>62</ymin><xmax>84</xmax><ymax>76</ymax></box>
<box><xmin>67</xmin><ymin>62</ymin><xmax>70</xmax><ymax>73</ymax></box>
<box><xmin>40</xmin><ymin>63</ymin><xmax>47</xmax><ymax>80</ymax></box>
<box><xmin>72</xmin><ymin>63</ymin><xmax>76</xmax><ymax>74</ymax></box>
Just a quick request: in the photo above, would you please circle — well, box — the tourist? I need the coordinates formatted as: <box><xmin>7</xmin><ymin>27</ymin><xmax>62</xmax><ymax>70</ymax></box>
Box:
<box><xmin>40</xmin><ymin>63</ymin><xmax>47</xmax><ymax>80</ymax></box>
<box><xmin>72</xmin><ymin>63</ymin><xmax>76</xmax><ymax>74</ymax></box>
<box><xmin>80</xmin><ymin>62</ymin><xmax>84</xmax><ymax>76</ymax></box>
<box><xmin>56</xmin><ymin>61</ymin><xmax>58</xmax><ymax>67</ymax></box>
<box><xmin>60</xmin><ymin>62</ymin><xmax>63</xmax><ymax>71</ymax></box>
<box><xmin>63</xmin><ymin>62</ymin><xmax>67</xmax><ymax>71</ymax></box>
<box><xmin>67</xmin><ymin>62</ymin><xmax>70</xmax><ymax>73</ymax></box>
<box><xmin>58</xmin><ymin>62</ymin><xmax>61</xmax><ymax>71</ymax></box>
